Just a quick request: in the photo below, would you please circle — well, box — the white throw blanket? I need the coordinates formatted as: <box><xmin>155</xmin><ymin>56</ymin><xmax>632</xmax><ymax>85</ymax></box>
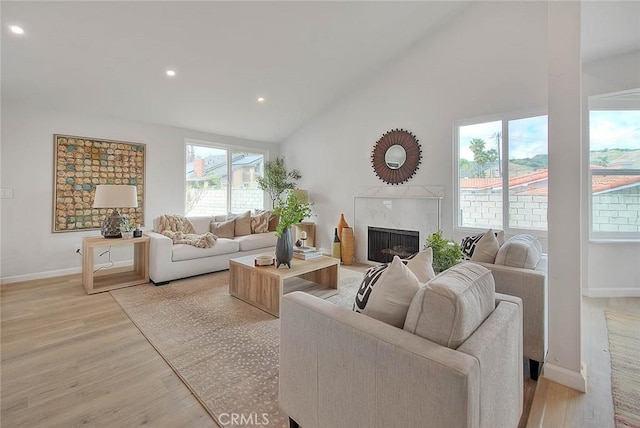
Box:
<box><xmin>158</xmin><ymin>215</ymin><xmax>217</xmax><ymax>248</ymax></box>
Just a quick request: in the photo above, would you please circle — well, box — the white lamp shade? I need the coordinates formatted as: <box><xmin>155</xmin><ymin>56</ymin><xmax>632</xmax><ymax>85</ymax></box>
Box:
<box><xmin>93</xmin><ymin>185</ymin><xmax>138</xmax><ymax>208</ymax></box>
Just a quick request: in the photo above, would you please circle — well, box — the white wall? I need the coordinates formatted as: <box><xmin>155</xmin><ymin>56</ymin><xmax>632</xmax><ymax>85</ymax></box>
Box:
<box><xmin>281</xmin><ymin>1</ymin><xmax>548</xmax><ymax>253</ymax></box>
<box><xmin>0</xmin><ymin>104</ymin><xmax>279</xmax><ymax>282</ymax></box>
<box><xmin>583</xmin><ymin>51</ymin><xmax>640</xmax><ymax>297</ymax></box>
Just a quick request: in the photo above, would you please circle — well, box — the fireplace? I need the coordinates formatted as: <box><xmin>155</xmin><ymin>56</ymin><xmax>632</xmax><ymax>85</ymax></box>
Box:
<box><xmin>368</xmin><ymin>226</ymin><xmax>420</xmax><ymax>263</ymax></box>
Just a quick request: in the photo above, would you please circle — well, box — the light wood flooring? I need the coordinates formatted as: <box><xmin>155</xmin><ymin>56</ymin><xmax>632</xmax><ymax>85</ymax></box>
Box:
<box><xmin>526</xmin><ymin>296</ymin><xmax>640</xmax><ymax>428</ymax></box>
<box><xmin>1</xmin><ymin>274</ymin><xmax>216</xmax><ymax>427</ymax></box>
<box><xmin>2</xmin><ymin>271</ymin><xmax>636</xmax><ymax>427</ymax></box>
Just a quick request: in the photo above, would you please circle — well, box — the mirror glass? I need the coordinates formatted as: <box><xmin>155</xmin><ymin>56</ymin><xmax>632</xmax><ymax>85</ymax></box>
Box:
<box><xmin>384</xmin><ymin>145</ymin><xmax>406</xmax><ymax>169</ymax></box>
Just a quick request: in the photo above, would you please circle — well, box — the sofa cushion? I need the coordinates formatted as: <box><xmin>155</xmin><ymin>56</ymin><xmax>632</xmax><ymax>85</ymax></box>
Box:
<box><xmin>461</xmin><ymin>229</ymin><xmax>504</xmax><ymax>259</ymax></box>
<box><xmin>171</xmin><ymin>238</ymin><xmax>240</xmax><ymax>262</ymax></box>
<box><xmin>228</xmin><ymin>211</ymin><xmax>252</xmax><ymax>236</ymax></box>
<box><xmin>354</xmin><ymin>263</ymin><xmax>388</xmax><ymax>313</ymax></box>
<box><xmin>358</xmin><ymin>256</ymin><xmax>421</xmax><ymax>328</ymax></box>
<box><xmin>268</xmin><ymin>214</ymin><xmax>279</xmax><ymax>232</ymax></box>
<box><xmin>405</xmin><ymin>248</ymin><xmax>436</xmax><ymax>283</ymax></box>
<box><xmin>234</xmin><ymin>231</ymin><xmax>277</xmax><ymax>251</ymax></box>
<box><xmin>211</xmin><ymin>219</ymin><xmax>235</xmax><ymax>239</ymax></box>
<box><xmin>251</xmin><ymin>210</ymin><xmax>272</xmax><ymax>233</ymax></box>
<box><xmin>404</xmin><ymin>263</ymin><xmax>495</xmax><ymax>349</ymax></box>
<box><xmin>469</xmin><ymin>229</ymin><xmax>500</xmax><ymax>263</ymax></box>
<box><xmin>495</xmin><ymin>234</ymin><xmax>542</xmax><ymax>269</ymax></box>
<box><xmin>187</xmin><ymin>216</ymin><xmax>215</xmax><ymax>235</ymax></box>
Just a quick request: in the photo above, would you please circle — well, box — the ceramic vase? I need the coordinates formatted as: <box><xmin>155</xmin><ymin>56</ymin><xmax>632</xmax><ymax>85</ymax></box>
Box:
<box><xmin>276</xmin><ymin>227</ymin><xmax>293</xmax><ymax>268</ymax></box>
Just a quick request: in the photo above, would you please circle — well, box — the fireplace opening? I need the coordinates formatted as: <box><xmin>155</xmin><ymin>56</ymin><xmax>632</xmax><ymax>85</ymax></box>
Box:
<box><xmin>368</xmin><ymin>226</ymin><xmax>420</xmax><ymax>263</ymax></box>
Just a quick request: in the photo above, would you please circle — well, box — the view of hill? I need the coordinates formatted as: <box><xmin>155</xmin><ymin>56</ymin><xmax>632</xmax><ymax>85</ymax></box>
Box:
<box><xmin>460</xmin><ymin>149</ymin><xmax>639</xmax><ymax>179</ymax></box>
<box><xmin>589</xmin><ymin>148</ymin><xmax>640</xmax><ymax>168</ymax></box>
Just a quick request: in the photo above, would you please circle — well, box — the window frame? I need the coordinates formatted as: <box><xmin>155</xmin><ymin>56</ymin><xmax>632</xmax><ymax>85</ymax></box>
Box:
<box><xmin>454</xmin><ymin>110</ymin><xmax>548</xmax><ymax>239</ymax></box>
<box><xmin>184</xmin><ymin>138</ymin><xmax>269</xmax><ymax>216</ymax></box>
<box><xmin>587</xmin><ymin>90</ymin><xmax>640</xmax><ymax>241</ymax></box>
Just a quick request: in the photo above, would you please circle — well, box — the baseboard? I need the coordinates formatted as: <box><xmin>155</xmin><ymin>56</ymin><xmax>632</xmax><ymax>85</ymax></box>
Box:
<box><xmin>542</xmin><ymin>362</ymin><xmax>587</xmax><ymax>392</ymax></box>
<box><xmin>582</xmin><ymin>287</ymin><xmax>640</xmax><ymax>297</ymax></box>
<box><xmin>1</xmin><ymin>261</ymin><xmax>132</xmax><ymax>285</ymax></box>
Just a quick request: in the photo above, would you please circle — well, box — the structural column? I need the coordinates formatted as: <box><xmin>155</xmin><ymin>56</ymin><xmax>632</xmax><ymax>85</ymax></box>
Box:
<box><xmin>545</xmin><ymin>0</ymin><xmax>586</xmax><ymax>392</ymax></box>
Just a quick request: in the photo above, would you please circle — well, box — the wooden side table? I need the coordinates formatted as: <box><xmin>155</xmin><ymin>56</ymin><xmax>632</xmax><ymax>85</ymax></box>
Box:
<box><xmin>82</xmin><ymin>236</ymin><xmax>150</xmax><ymax>294</ymax></box>
<box><xmin>294</xmin><ymin>222</ymin><xmax>315</xmax><ymax>247</ymax></box>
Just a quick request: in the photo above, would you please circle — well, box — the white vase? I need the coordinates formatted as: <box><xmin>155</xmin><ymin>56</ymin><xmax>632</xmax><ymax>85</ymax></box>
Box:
<box><xmin>121</xmin><ymin>231</ymin><xmax>134</xmax><ymax>239</ymax></box>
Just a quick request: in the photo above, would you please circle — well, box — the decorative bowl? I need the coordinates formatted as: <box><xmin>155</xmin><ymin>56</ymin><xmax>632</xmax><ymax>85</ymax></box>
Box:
<box><xmin>255</xmin><ymin>255</ymin><xmax>275</xmax><ymax>266</ymax></box>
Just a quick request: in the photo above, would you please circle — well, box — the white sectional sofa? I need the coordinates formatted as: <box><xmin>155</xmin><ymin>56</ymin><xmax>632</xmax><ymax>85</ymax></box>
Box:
<box><xmin>145</xmin><ymin>215</ymin><xmax>277</xmax><ymax>284</ymax></box>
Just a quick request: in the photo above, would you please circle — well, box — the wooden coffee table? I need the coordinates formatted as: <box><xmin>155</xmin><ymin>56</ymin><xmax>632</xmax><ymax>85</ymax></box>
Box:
<box><xmin>229</xmin><ymin>254</ymin><xmax>340</xmax><ymax>317</ymax></box>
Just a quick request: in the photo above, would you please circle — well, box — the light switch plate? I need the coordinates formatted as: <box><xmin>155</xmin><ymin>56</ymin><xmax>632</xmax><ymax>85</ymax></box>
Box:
<box><xmin>0</xmin><ymin>188</ymin><xmax>14</xmax><ymax>198</ymax></box>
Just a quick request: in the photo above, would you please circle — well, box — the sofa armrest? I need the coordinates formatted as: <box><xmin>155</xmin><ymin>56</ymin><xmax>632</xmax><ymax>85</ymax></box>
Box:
<box><xmin>144</xmin><ymin>231</ymin><xmax>173</xmax><ymax>282</ymax></box>
<box><xmin>458</xmin><ymin>297</ymin><xmax>523</xmax><ymax>428</ymax></box>
<box><xmin>279</xmin><ymin>292</ymin><xmax>480</xmax><ymax>428</ymax></box>
<box><xmin>474</xmin><ymin>260</ymin><xmax>547</xmax><ymax>363</ymax></box>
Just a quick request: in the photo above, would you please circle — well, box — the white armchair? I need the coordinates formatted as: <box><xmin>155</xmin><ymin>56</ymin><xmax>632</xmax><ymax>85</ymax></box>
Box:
<box><xmin>279</xmin><ymin>268</ymin><xmax>524</xmax><ymax>428</ymax></box>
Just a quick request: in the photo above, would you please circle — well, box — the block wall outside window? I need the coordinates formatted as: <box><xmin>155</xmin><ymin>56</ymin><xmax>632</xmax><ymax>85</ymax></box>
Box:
<box><xmin>185</xmin><ymin>143</ymin><xmax>266</xmax><ymax>216</ymax></box>
<box><xmin>588</xmin><ymin>106</ymin><xmax>640</xmax><ymax>238</ymax></box>
<box><xmin>457</xmin><ymin>114</ymin><xmax>548</xmax><ymax>234</ymax></box>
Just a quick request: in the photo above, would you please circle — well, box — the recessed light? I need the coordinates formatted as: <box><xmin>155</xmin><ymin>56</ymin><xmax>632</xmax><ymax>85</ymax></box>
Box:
<box><xmin>257</xmin><ymin>97</ymin><xmax>265</xmax><ymax>103</ymax></box>
<box><xmin>9</xmin><ymin>25</ymin><xmax>24</xmax><ymax>35</ymax></box>
<box><xmin>166</xmin><ymin>70</ymin><xmax>176</xmax><ymax>77</ymax></box>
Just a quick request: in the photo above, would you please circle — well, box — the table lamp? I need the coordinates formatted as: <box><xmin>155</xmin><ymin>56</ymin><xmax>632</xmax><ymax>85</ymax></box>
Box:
<box><xmin>93</xmin><ymin>184</ymin><xmax>138</xmax><ymax>238</ymax></box>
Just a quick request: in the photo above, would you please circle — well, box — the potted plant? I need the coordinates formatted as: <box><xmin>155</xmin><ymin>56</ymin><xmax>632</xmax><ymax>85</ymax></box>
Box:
<box><xmin>256</xmin><ymin>157</ymin><xmax>302</xmax><ymax>208</ymax></box>
<box><xmin>120</xmin><ymin>218</ymin><xmax>136</xmax><ymax>239</ymax></box>
<box><xmin>424</xmin><ymin>230</ymin><xmax>463</xmax><ymax>273</ymax></box>
<box><xmin>273</xmin><ymin>191</ymin><xmax>313</xmax><ymax>268</ymax></box>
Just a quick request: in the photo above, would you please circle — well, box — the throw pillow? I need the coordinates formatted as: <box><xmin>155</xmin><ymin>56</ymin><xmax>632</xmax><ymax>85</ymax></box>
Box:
<box><xmin>470</xmin><ymin>228</ymin><xmax>500</xmax><ymax>263</ymax></box>
<box><xmin>494</xmin><ymin>234</ymin><xmax>542</xmax><ymax>269</ymax></box>
<box><xmin>250</xmin><ymin>210</ymin><xmax>272</xmax><ymax>234</ymax></box>
<box><xmin>229</xmin><ymin>211</ymin><xmax>252</xmax><ymax>236</ymax></box>
<box><xmin>357</xmin><ymin>256</ymin><xmax>421</xmax><ymax>328</ymax></box>
<box><xmin>210</xmin><ymin>219</ymin><xmax>235</xmax><ymax>239</ymax></box>
<box><xmin>354</xmin><ymin>263</ymin><xmax>388</xmax><ymax>314</ymax></box>
<box><xmin>405</xmin><ymin>247</ymin><xmax>436</xmax><ymax>283</ymax></box>
<box><xmin>404</xmin><ymin>263</ymin><xmax>495</xmax><ymax>349</ymax></box>
<box><xmin>253</xmin><ymin>209</ymin><xmax>279</xmax><ymax>232</ymax></box>
<box><xmin>461</xmin><ymin>229</ymin><xmax>504</xmax><ymax>259</ymax></box>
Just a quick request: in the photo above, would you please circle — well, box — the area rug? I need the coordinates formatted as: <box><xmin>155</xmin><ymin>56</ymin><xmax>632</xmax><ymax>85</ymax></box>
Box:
<box><xmin>605</xmin><ymin>311</ymin><xmax>640</xmax><ymax>428</ymax></box>
<box><xmin>110</xmin><ymin>269</ymin><xmax>364</xmax><ymax>428</ymax></box>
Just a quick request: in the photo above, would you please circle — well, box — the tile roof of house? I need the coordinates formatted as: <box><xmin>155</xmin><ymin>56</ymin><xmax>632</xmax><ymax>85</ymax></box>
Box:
<box><xmin>592</xmin><ymin>174</ymin><xmax>640</xmax><ymax>193</ymax></box>
<box><xmin>460</xmin><ymin>168</ymin><xmax>640</xmax><ymax>194</ymax></box>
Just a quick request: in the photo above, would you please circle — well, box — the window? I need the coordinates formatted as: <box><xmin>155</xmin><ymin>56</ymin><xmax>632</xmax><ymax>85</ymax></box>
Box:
<box><xmin>185</xmin><ymin>142</ymin><xmax>266</xmax><ymax>216</ymax></box>
<box><xmin>588</xmin><ymin>101</ymin><xmax>640</xmax><ymax>238</ymax></box>
<box><xmin>456</xmin><ymin>114</ymin><xmax>548</xmax><ymax>234</ymax></box>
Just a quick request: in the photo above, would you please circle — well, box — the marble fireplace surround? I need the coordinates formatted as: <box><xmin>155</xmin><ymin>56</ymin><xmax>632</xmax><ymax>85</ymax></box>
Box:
<box><xmin>353</xmin><ymin>185</ymin><xmax>444</xmax><ymax>264</ymax></box>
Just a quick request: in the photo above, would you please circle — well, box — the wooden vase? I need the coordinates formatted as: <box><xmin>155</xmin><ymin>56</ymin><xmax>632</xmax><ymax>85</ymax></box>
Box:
<box><xmin>341</xmin><ymin>227</ymin><xmax>355</xmax><ymax>265</ymax></box>
<box><xmin>337</xmin><ymin>213</ymin><xmax>349</xmax><ymax>244</ymax></box>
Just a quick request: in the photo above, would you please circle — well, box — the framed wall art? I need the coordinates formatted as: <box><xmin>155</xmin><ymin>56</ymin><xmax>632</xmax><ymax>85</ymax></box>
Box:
<box><xmin>53</xmin><ymin>134</ymin><xmax>145</xmax><ymax>233</ymax></box>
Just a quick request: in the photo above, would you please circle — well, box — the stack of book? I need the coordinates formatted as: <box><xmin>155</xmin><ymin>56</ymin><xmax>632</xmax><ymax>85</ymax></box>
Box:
<box><xmin>293</xmin><ymin>246</ymin><xmax>323</xmax><ymax>260</ymax></box>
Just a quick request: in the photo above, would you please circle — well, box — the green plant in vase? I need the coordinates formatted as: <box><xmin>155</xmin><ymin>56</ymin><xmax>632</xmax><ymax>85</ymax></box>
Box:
<box><xmin>120</xmin><ymin>218</ymin><xmax>136</xmax><ymax>232</ymax></box>
<box><xmin>273</xmin><ymin>191</ymin><xmax>313</xmax><ymax>238</ymax></box>
<box><xmin>424</xmin><ymin>230</ymin><xmax>463</xmax><ymax>273</ymax></box>
<box><xmin>273</xmin><ymin>190</ymin><xmax>313</xmax><ymax>268</ymax></box>
<box><xmin>256</xmin><ymin>156</ymin><xmax>302</xmax><ymax>208</ymax></box>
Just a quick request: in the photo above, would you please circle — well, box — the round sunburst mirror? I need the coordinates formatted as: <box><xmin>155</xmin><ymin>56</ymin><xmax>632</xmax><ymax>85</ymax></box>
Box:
<box><xmin>371</xmin><ymin>129</ymin><xmax>422</xmax><ymax>185</ymax></box>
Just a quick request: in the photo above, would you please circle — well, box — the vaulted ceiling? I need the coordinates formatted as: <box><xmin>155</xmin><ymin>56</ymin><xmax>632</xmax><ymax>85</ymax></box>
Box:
<box><xmin>2</xmin><ymin>1</ymin><xmax>638</xmax><ymax>143</ymax></box>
